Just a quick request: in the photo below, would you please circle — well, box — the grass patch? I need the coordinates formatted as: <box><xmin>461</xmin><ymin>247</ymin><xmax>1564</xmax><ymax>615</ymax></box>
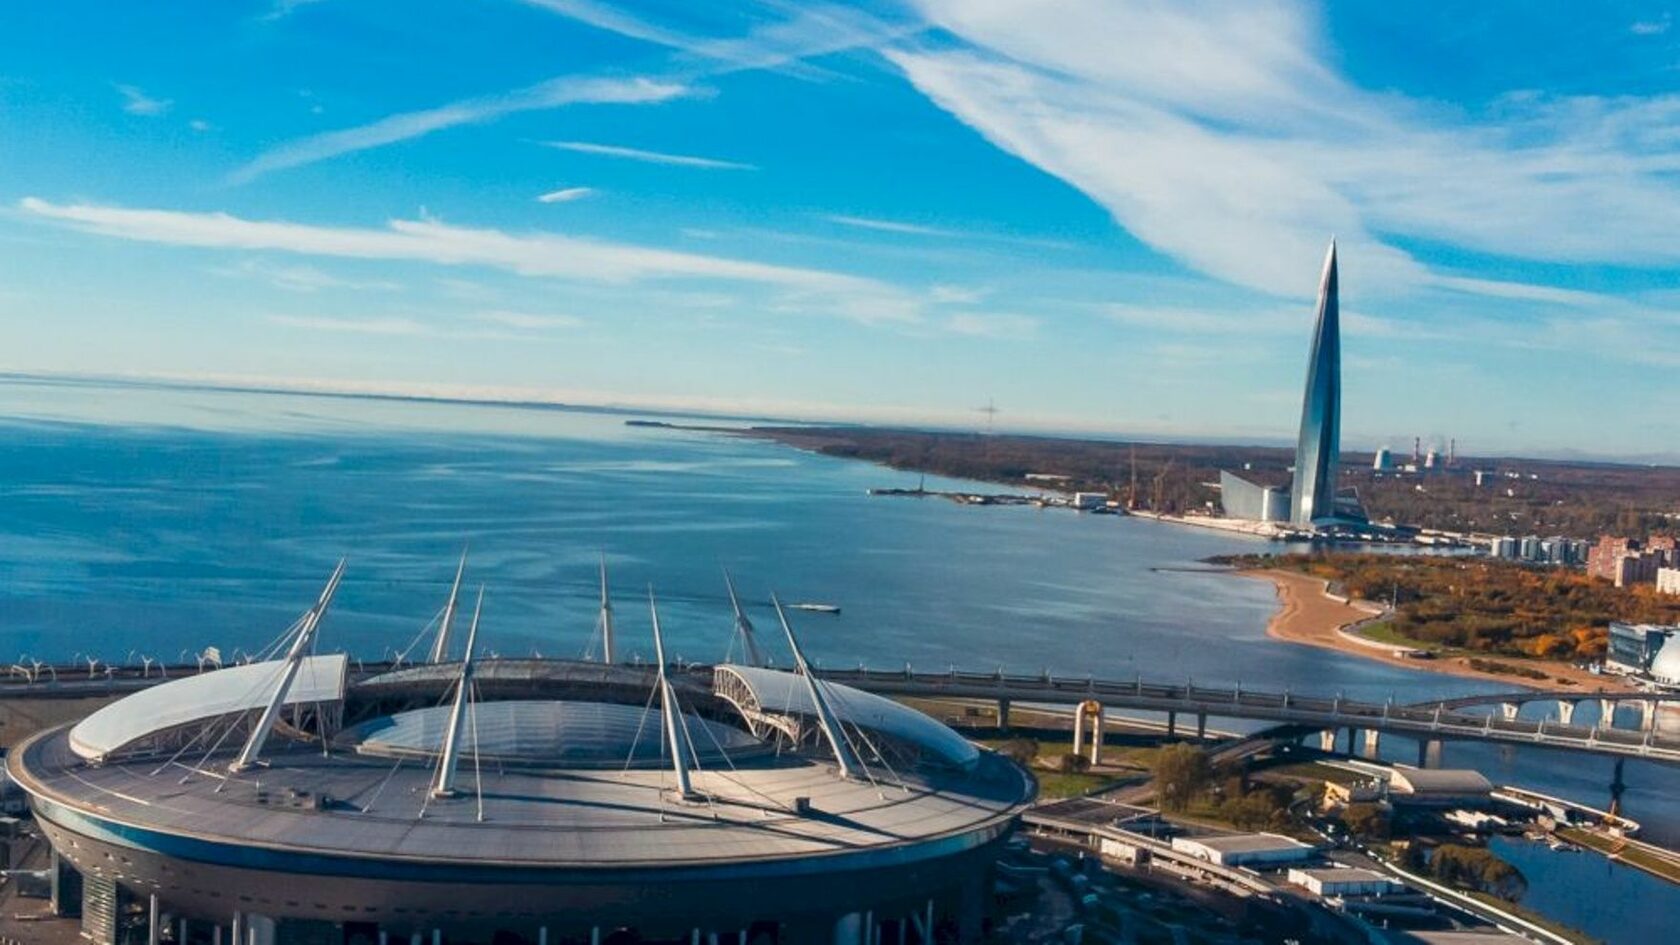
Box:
<box><xmin>1352</xmin><ymin>620</ymin><xmax>1442</xmax><ymax>651</ymax></box>
<box><xmin>1461</xmin><ymin>890</ymin><xmax>1601</xmax><ymax>945</ymax></box>
<box><xmin>1034</xmin><ymin>771</ymin><xmax>1133</xmax><ymax>800</ymax></box>
<box><xmin>1271</xmin><ymin>761</ymin><xmax>1363</xmax><ymax>786</ymax></box>
<box><xmin>1558</xmin><ymin>827</ymin><xmax>1680</xmax><ymax>884</ymax></box>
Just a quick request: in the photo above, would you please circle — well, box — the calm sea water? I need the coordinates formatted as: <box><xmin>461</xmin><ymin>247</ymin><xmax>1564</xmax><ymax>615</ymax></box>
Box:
<box><xmin>0</xmin><ymin>377</ymin><xmax>1673</xmax><ymax>942</ymax></box>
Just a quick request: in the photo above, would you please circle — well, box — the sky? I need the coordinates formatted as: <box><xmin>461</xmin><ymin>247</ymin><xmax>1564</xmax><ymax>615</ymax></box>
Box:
<box><xmin>2</xmin><ymin>1</ymin><xmax>1679</xmax><ymax>457</ymax></box>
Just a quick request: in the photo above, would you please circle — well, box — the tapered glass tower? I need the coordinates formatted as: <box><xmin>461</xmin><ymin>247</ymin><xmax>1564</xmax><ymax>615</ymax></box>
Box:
<box><xmin>1289</xmin><ymin>240</ymin><xmax>1340</xmax><ymax>527</ymax></box>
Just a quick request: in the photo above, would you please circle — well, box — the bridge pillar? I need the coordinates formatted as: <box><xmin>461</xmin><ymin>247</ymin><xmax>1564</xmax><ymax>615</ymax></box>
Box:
<box><xmin>1345</xmin><ymin>727</ymin><xmax>1357</xmax><ymax>754</ymax></box>
<box><xmin>1074</xmin><ymin>700</ymin><xmax>1103</xmax><ymax>763</ymax></box>
<box><xmin>1318</xmin><ymin>729</ymin><xmax>1336</xmax><ymax>753</ymax></box>
<box><xmin>1166</xmin><ymin>710</ymin><xmax>1177</xmax><ymax>738</ymax></box>
<box><xmin>1361</xmin><ymin>729</ymin><xmax>1380</xmax><ymax>759</ymax></box>
<box><xmin>1501</xmin><ymin>702</ymin><xmax>1520</xmax><ymax>722</ymax></box>
<box><xmin>996</xmin><ymin>698</ymin><xmax>1011</xmax><ymax>730</ymax></box>
<box><xmin>1600</xmin><ymin>699</ymin><xmax>1618</xmax><ymax>729</ymax></box>
<box><xmin>1640</xmin><ymin>699</ymin><xmax>1658</xmax><ymax>732</ymax></box>
<box><xmin>1557</xmin><ymin>700</ymin><xmax>1575</xmax><ymax>726</ymax></box>
<box><xmin>1195</xmin><ymin>712</ymin><xmax>1207</xmax><ymax>741</ymax></box>
<box><xmin>1415</xmin><ymin>738</ymin><xmax>1442</xmax><ymax>768</ymax></box>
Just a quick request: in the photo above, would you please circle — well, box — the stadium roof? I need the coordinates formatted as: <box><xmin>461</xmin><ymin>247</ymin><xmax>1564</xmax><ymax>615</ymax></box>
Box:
<box><xmin>69</xmin><ymin>654</ymin><xmax>348</xmax><ymax>762</ymax></box>
<box><xmin>349</xmin><ymin>699</ymin><xmax>763</xmax><ymax>767</ymax></box>
<box><xmin>716</xmin><ymin>664</ymin><xmax>980</xmax><ymax>769</ymax></box>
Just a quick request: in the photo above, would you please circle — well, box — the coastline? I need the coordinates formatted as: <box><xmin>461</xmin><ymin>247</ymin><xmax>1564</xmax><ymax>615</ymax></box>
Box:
<box><xmin>1239</xmin><ymin>568</ymin><xmax>1630</xmax><ymax>692</ymax></box>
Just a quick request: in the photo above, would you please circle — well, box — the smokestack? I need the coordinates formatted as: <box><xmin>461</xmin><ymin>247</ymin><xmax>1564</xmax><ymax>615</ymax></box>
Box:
<box><xmin>1448</xmin><ymin>438</ymin><xmax>1456</xmax><ymax>466</ymax></box>
<box><xmin>1413</xmin><ymin>436</ymin><xmax>1421</xmax><ymax>462</ymax></box>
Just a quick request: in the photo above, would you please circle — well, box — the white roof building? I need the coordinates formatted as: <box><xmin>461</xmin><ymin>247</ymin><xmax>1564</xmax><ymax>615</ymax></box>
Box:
<box><xmin>1170</xmin><ymin>832</ymin><xmax>1315</xmax><ymax>867</ymax></box>
<box><xmin>1287</xmin><ymin>867</ymin><xmax>1401</xmax><ymax>897</ymax></box>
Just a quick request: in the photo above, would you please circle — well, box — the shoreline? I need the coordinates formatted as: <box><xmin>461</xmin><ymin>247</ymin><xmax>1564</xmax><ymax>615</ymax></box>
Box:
<box><xmin>1238</xmin><ymin>568</ymin><xmax>1631</xmax><ymax>692</ymax></box>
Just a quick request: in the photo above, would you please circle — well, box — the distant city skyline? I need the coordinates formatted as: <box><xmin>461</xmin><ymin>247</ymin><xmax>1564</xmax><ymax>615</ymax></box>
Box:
<box><xmin>3</xmin><ymin>2</ymin><xmax>1679</xmax><ymax>457</ymax></box>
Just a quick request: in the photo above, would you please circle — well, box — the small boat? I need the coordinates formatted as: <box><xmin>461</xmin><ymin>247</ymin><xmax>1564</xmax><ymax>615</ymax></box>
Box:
<box><xmin>790</xmin><ymin>603</ymin><xmax>841</xmax><ymax>615</ymax></box>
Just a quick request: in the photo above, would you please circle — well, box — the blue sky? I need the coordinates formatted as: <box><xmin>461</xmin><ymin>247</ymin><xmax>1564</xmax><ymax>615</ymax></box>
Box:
<box><xmin>2</xmin><ymin>1</ymin><xmax>1678</xmax><ymax>457</ymax></box>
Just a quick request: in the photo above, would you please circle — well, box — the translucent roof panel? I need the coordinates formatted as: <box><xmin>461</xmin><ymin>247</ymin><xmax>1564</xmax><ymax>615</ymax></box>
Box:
<box><xmin>716</xmin><ymin>665</ymin><xmax>980</xmax><ymax>769</ymax></box>
<box><xmin>348</xmin><ymin>700</ymin><xmax>762</xmax><ymax>767</ymax></box>
<box><xmin>69</xmin><ymin>654</ymin><xmax>348</xmax><ymax>762</ymax></box>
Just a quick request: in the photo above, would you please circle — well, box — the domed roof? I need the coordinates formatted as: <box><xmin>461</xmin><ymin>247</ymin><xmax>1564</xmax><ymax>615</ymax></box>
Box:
<box><xmin>345</xmin><ymin>699</ymin><xmax>764</xmax><ymax>767</ymax></box>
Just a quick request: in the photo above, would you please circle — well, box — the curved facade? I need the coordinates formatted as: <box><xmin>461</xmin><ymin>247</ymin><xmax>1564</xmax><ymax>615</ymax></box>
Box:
<box><xmin>10</xmin><ymin>657</ymin><xmax>1032</xmax><ymax>945</ymax></box>
<box><xmin>1289</xmin><ymin>240</ymin><xmax>1341</xmax><ymax>528</ymax></box>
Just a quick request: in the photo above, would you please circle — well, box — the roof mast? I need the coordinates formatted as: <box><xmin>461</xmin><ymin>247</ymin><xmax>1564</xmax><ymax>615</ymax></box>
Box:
<box><xmin>648</xmin><ymin>588</ymin><xmax>697</xmax><ymax>801</ymax></box>
<box><xmin>431</xmin><ymin>586</ymin><xmax>484</xmax><ymax>798</ymax></box>
<box><xmin>772</xmin><ymin>595</ymin><xmax>861</xmax><ymax>780</ymax></box>
<box><xmin>229</xmin><ymin>559</ymin><xmax>346</xmax><ymax>774</ymax></box>
<box><xmin>723</xmin><ymin>568</ymin><xmax>765</xmax><ymax>667</ymax></box>
<box><xmin>428</xmin><ymin>547</ymin><xmax>468</xmax><ymax>663</ymax></box>
<box><xmin>596</xmin><ymin>554</ymin><xmax>615</xmax><ymax>664</ymax></box>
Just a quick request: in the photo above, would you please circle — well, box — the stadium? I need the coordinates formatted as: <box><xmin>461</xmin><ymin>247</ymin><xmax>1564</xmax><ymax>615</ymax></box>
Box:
<box><xmin>7</xmin><ymin>563</ymin><xmax>1034</xmax><ymax>945</ymax></box>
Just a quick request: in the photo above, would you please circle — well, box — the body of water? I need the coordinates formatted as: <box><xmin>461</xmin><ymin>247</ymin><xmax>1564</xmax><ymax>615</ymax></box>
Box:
<box><xmin>0</xmin><ymin>377</ymin><xmax>1673</xmax><ymax>943</ymax></box>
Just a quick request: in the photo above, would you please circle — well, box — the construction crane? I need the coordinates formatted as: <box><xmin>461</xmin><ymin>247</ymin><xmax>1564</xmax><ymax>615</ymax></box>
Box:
<box><xmin>1127</xmin><ymin>445</ymin><xmax>1139</xmax><ymax>510</ymax></box>
<box><xmin>1152</xmin><ymin>457</ymin><xmax>1174</xmax><ymax>512</ymax></box>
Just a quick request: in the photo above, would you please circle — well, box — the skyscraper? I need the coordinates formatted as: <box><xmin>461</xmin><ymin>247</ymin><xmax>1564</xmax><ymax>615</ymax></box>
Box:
<box><xmin>1289</xmin><ymin>240</ymin><xmax>1341</xmax><ymax>527</ymax></box>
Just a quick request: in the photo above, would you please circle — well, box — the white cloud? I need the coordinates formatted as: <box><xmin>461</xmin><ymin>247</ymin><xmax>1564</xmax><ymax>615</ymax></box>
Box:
<box><xmin>267</xmin><ymin>314</ymin><xmax>429</xmax><ymax>336</ymax></box>
<box><xmin>21</xmin><ymin>197</ymin><xmax>920</xmax><ymax>324</ymax></box>
<box><xmin>536</xmin><ymin>187</ymin><xmax>596</xmax><ymax>204</ymax></box>
<box><xmin>824</xmin><ymin>214</ymin><xmax>955</xmax><ymax>238</ymax></box>
<box><xmin>519</xmin><ymin>1</ymin><xmax>918</xmax><ymax>79</ymax></box>
<box><xmin>472</xmin><ymin>310</ymin><xmax>583</xmax><ymax>330</ymax></box>
<box><xmin>188</xmin><ymin>119</ymin><xmax>212</xmax><ymax>132</ymax></box>
<box><xmin>214</xmin><ymin>259</ymin><xmax>401</xmax><ymax>293</ymax></box>
<box><xmin>543</xmin><ymin>140</ymin><xmax>756</xmax><ymax>170</ymax></box>
<box><xmin>890</xmin><ymin>0</ymin><xmax>1680</xmax><ymax>300</ymax></box>
<box><xmin>232</xmin><ymin>76</ymin><xmax>687</xmax><ymax>182</ymax></box>
<box><xmin>942</xmin><ymin>312</ymin><xmax>1038</xmax><ymax>339</ymax></box>
<box><xmin>929</xmin><ymin>284</ymin><xmax>989</xmax><ymax>305</ymax></box>
<box><xmin>1631</xmin><ymin>15</ymin><xmax>1671</xmax><ymax>35</ymax></box>
<box><xmin>115</xmin><ymin>84</ymin><xmax>171</xmax><ymax>116</ymax></box>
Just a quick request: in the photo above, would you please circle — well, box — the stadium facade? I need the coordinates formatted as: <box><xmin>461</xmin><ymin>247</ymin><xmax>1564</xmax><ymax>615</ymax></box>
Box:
<box><xmin>7</xmin><ymin>565</ymin><xmax>1034</xmax><ymax>945</ymax></box>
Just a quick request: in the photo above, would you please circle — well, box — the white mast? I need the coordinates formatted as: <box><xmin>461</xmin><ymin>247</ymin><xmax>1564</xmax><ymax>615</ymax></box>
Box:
<box><xmin>428</xmin><ymin>548</ymin><xmax>468</xmax><ymax>663</ymax></box>
<box><xmin>431</xmin><ymin>586</ymin><xmax>484</xmax><ymax>798</ymax></box>
<box><xmin>723</xmin><ymin>569</ymin><xmax>765</xmax><ymax>667</ymax></box>
<box><xmin>229</xmin><ymin>560</ymin><xmax>346</xmax><ymax>774</ymax></box>
<box><xmin>596</xmin><ymin>555</ymin><xmax>615</xmax><ymax>664</ymax></box>
<box><xmin>648</xmin><ymin>589</ymin><xmax>697</xmax><ymax>801</ymax></box>
<box><xmin>772</xmin><ymin>595</ymin><xmax>861</xmax><ymax>780</ymax></box>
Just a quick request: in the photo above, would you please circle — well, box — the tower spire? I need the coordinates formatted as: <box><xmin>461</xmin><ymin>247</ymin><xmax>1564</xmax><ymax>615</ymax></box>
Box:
<box><xmin>723</xmin><ymin>569</ymin><xmax>765</xmax><ymax>667</ymax></box>
<box><xmin>649</xmin><ymin>588</ymin><xmax>697</xmax><ymax>801</ymax></box>
<box><xmin>429</xmin><ymin>547</ymin><xmax>468</xmax><ymax>663</ymax></box>
<box><xmin>229</xmin><ymin>560</ymin><xmax>345</xmax><ymax>774</ymax></box>
<box><xmin>431</xmin><ymin>586</ymin><xmax>483</xmax><ymax>798</ymax></box>
<box><xmin>1289</xmin><ymin>238</ymin><xmax>1341</xmax><ymax>528</ymax></box>
<box><xmin>772</xmin><ymin>595</ymin><xmax>861</xmax><ymax>780</ymax></box>
<box><xmin>596</xmin><ymin>554</ymin><xmax>615</xmax><ymax>664</ymax></box>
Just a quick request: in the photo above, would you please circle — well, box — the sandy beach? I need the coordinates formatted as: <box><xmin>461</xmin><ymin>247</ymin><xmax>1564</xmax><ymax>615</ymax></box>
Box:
<box><xmin>1242</xmin><ymin>568</ymin><xmax>1631</xmax><ymax>692</ymax></box>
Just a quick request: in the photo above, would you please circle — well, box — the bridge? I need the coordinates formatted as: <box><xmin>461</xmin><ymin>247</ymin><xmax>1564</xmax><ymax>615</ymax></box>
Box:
<box><xmin>1</xmin><ymin>659</ymin><xmax>1675</xmax><ymax>765</ymax></box>
<box><xmin>814</xmin><ymin>666</ymin><xmax>1680</xmax><ymax>766</ymax></box>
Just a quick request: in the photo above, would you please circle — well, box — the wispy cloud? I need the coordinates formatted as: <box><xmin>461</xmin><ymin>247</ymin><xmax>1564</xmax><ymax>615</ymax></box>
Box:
<box><xmin>888</xmin><ymin>0</ymin><xmax>1680</xmax><ymax>300</ymax></box>
<box><xmin>213</xmin><ymin>259</ymin><xmax>401</xmax><ymax>293</ymax></box>
<box><xmin>260</xmin><ymin>0</ymin><xmax>328</xmax><ymax>23</ymax></box>
<box><xmin>472</xmin><ymin>310</ymin><xmax>583</xmax><ymax>330</ymax></box>
<box><xmin>519</xmin><ymin>1</ymin><xmax>919</xmax><ymax>79</ymax></box>
<box><xmin>188</xmin><ymin>119</ymin><xmax>213</xmax><ymax>132</ymax></box>
<box><xmin>231</xmin><ymin>76</ymin><xmax>687</xmax><ymax>183</ymax></box>
<box><xmin>824</xmin><ymin>212</ymin><xmax>1071</xmax><ymax>249</ymax></box>
<box><xmin>824</xmin><ymin>214</ymin><xmax>955</xmax><ymax>238</ymax></box>
<box><xmin>536</xmin><ymin>186</ymin><xmax>596</xmax><ymax>204</ymax></box>
<box><xmin>1631</xmin><ymin>15</ymin><xmax>1671</xmax><ymax>35</ymax></box>
<box><xmin>115</xmin><ymin>84</ymin><xmax>171</xmax><ymax>116</ymax></box>
<box><xmin>941</xmin><ymin>312</ymin><xmax>1038</xmax><ymax>339</ymax></box>
<box><xmin>267</xmin><ymin>314</ymin><xmax>427</xmax><ymax>336</ymax></box>
<box><xmin>543</xmin><ymin>140</ymin><xmax>756</xmax><ymax>170</ymax></box>
<box><xmin>21</xmin><ymin>197</ymin><xmax>920</xmax><ymax>323</ymax></box>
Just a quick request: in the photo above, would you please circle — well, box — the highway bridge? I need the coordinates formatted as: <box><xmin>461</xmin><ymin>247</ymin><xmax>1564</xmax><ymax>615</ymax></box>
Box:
<box><xmin>1</xmin><ymin>659</ymin><xmax>1676</xmax><ymax>765</ymax></box>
